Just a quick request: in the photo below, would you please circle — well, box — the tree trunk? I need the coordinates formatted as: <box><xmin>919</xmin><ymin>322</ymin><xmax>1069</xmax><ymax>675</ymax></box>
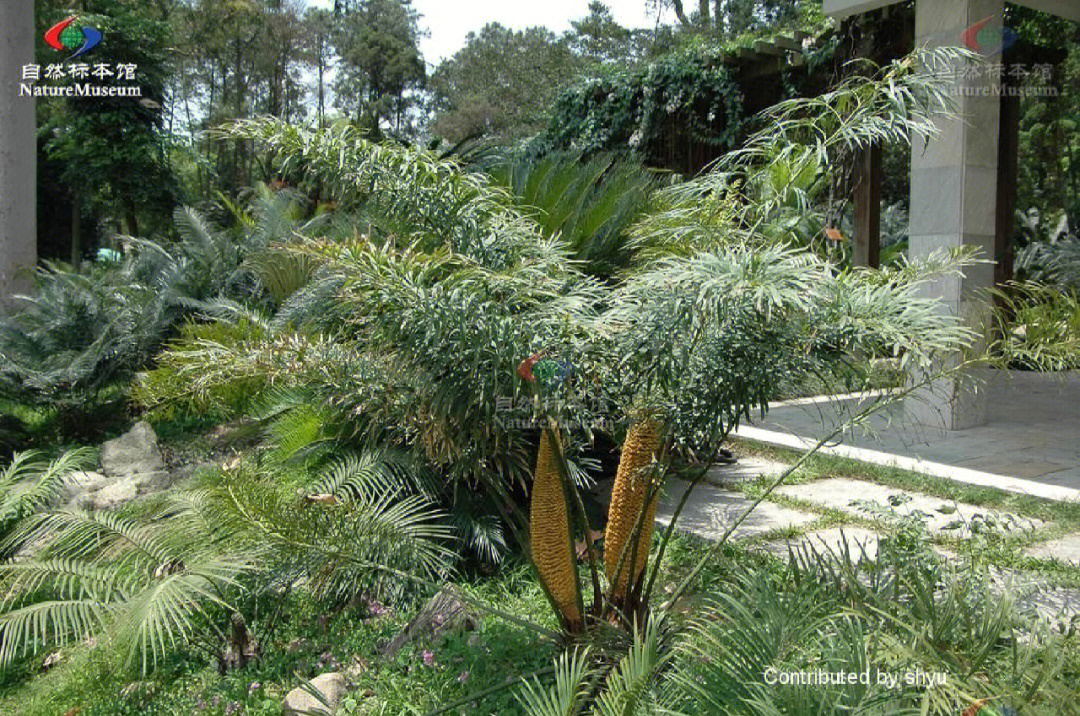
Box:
<box><xmin>0</xmin><ymin>0</ymin><xmax>36</xmax><ymax>308</ymax></box>
<box><xmin>317</xmin><ymin>53</ymin><xmax>325</xmax><ymax>127</ymax></box>
<box><xmin>71</xmin><ymin>195</ymin><xmax>82</xmax><ymax>269</ymax></box>
<box><xmin>671</xmin><ymin>0</ymin><xmax>690</xmax><ymax>25</ymax></box>
<box><xmin>698</xmin><ymin>0</ymin><xmax>710</xmax><ymax>26</ymax></box>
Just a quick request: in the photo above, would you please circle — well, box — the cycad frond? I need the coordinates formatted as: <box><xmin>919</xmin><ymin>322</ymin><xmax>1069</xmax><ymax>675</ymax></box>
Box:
<box><xmin>594</xmin><ymin>616</ymin><xmax>672</xmax><ymax>716</ymax></box>
<box><xmin>516</xmin><ymin>647</ymin><xmax>594</xmax><ymax>716</ymax></box>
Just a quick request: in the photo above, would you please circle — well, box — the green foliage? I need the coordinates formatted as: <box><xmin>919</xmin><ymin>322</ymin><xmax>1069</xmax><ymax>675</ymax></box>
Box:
<box><xmin>0</xmin><ymin>207</ymin><xmax>252</xmax><ymax>422</ymax></box>
<box><xmin>0</xmin><ymin>444</ymin><xmax>453</xmax><ymax>678</ymax></box>
<box><xmin>333</xmin><ymin>0</ymin><xmax>425</xmax><ymax>137</ymax></box>
<box><xmin>37</xmin><ymin>0</ymin><xmax>177</xmax><ymax>237</ymax></box>
<box><xmin>429</xmin><ymin>23</ymin><xmax>584</xmax><ymax>144</ymax></box>
<box><xmin>991</xmin><ymin>282</ymin><xmax>1080</xmax><ymax>372</ymax></box>
<box><xmin>489</xmin><ymin>152</ymin><xmax>665</xmax><ymax>277</ymax></box>
<box><xmin>208</xmin><ymin>455</ymin><xmax>453</xmax><ymax>606</ymax></box>
<box><xmin>216</xmin><ymin>117</ymin><xmax>553</xmax><ymax>268</ymax></box>
<box><xmin>630</xmin><ymin>47</ymin><xmax>965</xmax><ymax>261</ymax></box>
<box><xmin>518</xmin><ymin>531</ymin><xmax>1077</xmax><ymax>715</ymax></box>
<box><xmin>0</xmin><ymin>450</ymin><xmax>96</xmax><ymax>555</ymax></box>
<box><xmin>543</xmin><ymin>43</ymin><xmax>746</xmax><ymax>166</ymax></box>
<box><xmin>0</xmin><ymin>498</ymin><xmax>250</xmax><ymax>674</ymax></box>
<box><xmin>1015</xmin><ymin>210</ymin><xmax>1080</xmax><ymax>290</ymax></box>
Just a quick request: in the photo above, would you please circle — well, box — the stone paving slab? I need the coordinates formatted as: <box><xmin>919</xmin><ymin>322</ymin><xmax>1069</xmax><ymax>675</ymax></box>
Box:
<box><xmin>1024</xmin><ymin>535</ymin><xmax>1080</xmax><ymax>565</ymax></box>
<box><xmin>1017</xmin><ymin>588</ymin><xmax>1080</xmax><ymax>623</ymax></box>
<box><xmin>761</xmin><ymin>527</ymin><xmax>881</xmax><ymax>563</ymax></box>
<box><xmin>654</xmin><ymin>479</ymin><xmax>818</xmax><ymax>541</ymax></box>
<box><xmin>774</xmin><ymin>478</ymin><xmax>1043</xmax><ymax>537</ymax></box>
<box><xmin>587</xmin><ymin>477</ymin><xmax>819</xmax><ymax>543</ymax></box>
<box><xmin>704</xmin><ymin>457</ymin><xmax>789</xmax><ymax>488</ymax></box>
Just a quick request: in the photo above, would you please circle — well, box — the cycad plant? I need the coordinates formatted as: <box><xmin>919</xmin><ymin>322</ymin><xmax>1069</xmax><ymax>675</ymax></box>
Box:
<box><xmin>488</xmin><ymin>151</ymin><xmax>663</xmax><ymax>277</ymax></box>
<box><xmin>518</xmin><ymin>535</ymin><xmax>1076</xmax><ymax>715</ymax></box>
<box><xmin>0</xmin><ymin>495</ymin><xmax>251</xmax><ymax>674</ymax></box>
<box><xmin>144</xmin><ymin>48</ymin><xmax>983</xmax><ymax>654</ymax></box>
<box><xmin>0</xmin><ymin>445</ymin><xmax>454</xmax><ymax>675</ymax></box>
<box><xmin>0</xmin><ymin>207</ymin><xmax>254</xmax><ymax>429</ymax></box>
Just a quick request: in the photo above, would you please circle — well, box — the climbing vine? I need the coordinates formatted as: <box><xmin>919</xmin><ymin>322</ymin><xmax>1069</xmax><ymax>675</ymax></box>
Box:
<box><xmin>542</xmin><ymin>43</ymin><xmax>747</xmax><ymax>171</ymax></box>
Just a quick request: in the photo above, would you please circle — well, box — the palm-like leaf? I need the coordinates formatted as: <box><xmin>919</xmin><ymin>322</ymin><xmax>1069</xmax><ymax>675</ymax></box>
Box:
<box><xmin>517</xmin><ymin>647</ymin><xmax>594</xmax><ymax>716</ymax></box>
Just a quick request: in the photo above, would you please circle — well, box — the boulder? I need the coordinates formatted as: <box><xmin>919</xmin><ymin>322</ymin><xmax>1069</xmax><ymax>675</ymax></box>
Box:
<box><xmin>101</xmin><ymin>421</ymin><xmax>165</xmax><ymax>478</ymax></box>
<box><xmin>90</xmin><ymin>478</ymin><xmax>141</xmax><ymax>510</ymax></box>
<box><xmin>283</xmin><ymin>672</ymin><xmax>346</xmax><ymax>715</ymax></box>
<box><xmin>381</xmin><ymin>585</ymin><xmax>477</xmax><ymax>659</ymax></box>
<box><xmin>66</xmin><ymin>470</ymin><xmax>110</xmax><ymax>493</ymax></box>
<box><xmin>72</xmin><ymin>421</ymin><xmax>173</xmax><ymax>509</ymax></box>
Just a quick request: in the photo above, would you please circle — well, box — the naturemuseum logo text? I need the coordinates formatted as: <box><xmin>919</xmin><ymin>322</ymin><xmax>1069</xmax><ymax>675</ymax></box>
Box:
<box><xmin>16</xmin><ymin>14</ymin><xmax>141</xmax><ymax>99</ymax></box>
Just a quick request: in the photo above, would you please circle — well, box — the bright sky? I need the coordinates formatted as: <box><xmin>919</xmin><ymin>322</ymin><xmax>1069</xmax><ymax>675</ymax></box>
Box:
<box><xmin>309</xmin><ymin>1</ymin><xmax>674</xmax><ymax>65</ymax></box>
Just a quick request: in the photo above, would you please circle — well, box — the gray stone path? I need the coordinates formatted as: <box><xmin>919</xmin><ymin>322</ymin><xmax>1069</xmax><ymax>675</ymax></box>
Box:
<box><xmin>654</xmin><ymin>478</ymin><xmax>818</xmax><ymax>541</ymax></box>
<box><xmin>774</xmin><ymin>477</ymin><xmax>1043</xmax><ymax>537</ymax></box>
<box><xmin>594</xmin><ymin>460</ymin><xmax>1080</xmax><ymax>624</ymax></box>
<box><xmin>1024</xmin><ymin>535</ymin><xmax>1080</xmax><ymax>565</ymax></box>
<box><xmin>704</xmin><ymin>457</ymin><xmax>788</xmax><ymax>488</ymax></box>
<box><xmin>740</xmin><ymin>371</ymin><xmax>1080</xmax><ymax>490</ymax></box>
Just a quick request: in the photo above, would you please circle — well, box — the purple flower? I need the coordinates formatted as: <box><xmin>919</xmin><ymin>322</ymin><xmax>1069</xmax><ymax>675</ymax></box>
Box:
<box><xmin>457</xmin><ymin>670</ymin><xmax>470</xmax><ymax>684</ymax></box>
<box><xmin>225</xmin><ymin>701</ymin><xmax>242</xmax><ymax>715</ymax></box>
<box><xmin>247</xmin><ymin>681</ymin><xmax>261</xmax><ymax>695</ymax></box>
<box><xmin>365</xmin><ymin>597</ymin><xmax>388</xmax><ymax>616</ymax></box>
<box><xmin>422</xmin><ymin>650</ymin><xmax>435</xmax><ymax>667</ymax></box>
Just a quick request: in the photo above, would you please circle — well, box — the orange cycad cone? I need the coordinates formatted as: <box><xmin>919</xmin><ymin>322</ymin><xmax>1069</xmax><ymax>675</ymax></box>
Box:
<box><xmin>604</xmin><ymin>418</ymin><xmax>662</xmax><ymax>604</ymax></box>
<box><xmin>529</xmin><ymin>428</ymin><xmax>582</xmax><ymax>630</ymax></box>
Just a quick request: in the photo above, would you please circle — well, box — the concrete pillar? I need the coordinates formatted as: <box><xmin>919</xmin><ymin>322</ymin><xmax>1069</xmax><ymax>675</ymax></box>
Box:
<box><xmin>0</xmin><ymin>0</ymin><xmax>37</xmax><ymax>308</ymax></box>
<box><xmin>906</xmin><ymin>0</ymin><xmax>1002</xmax><ymax>430</ymax></box>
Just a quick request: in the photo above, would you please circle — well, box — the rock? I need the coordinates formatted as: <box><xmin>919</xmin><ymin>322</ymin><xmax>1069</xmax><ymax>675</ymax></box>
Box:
<box><xmin>344</xmin><ymin>656</ymin><xmax>369</xmax><ymax>682</ymax></box>
<box><xmin>283</xmin><ymin>672</ymin><xmax>346</xmax><ymax>716</ymax></box>
<box><xmin>66</xmin><ymin>471</ymin><xmax>110</xmax><ymax>493</ymax></box>
<box><xmin>90</xmin><ymin>478</ymin><xmax>140</xmax><ymax>510</ymax></box>
<box><xmin>101</xmin><ymin>421</ymin><xmax>164</xmax><ymax>476</ymax></box>
<box><xmin>76</xmin><ymin>421</ymin><xmax>173</xmax><ymax>509</ymax></box>
<box><xmin>381</xmin><ymin>585</ymin><xmax>477</xmax><ymax>659</ymax></box>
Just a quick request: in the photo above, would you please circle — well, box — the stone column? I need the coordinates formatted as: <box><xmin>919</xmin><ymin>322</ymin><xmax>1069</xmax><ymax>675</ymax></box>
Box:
<box><xmin>906</xmin><ymin>0</ymin><xmax>1002</xmax><ymax>430</ymax></box>
<box><xmin>0</xmin><ymin>0</ymin><xmax>37</xmax><ymax>308</ymax></box>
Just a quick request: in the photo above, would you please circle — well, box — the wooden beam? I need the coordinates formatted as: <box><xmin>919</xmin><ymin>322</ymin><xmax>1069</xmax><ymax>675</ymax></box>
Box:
<box><xmin>852</xmin><ymin>143</ymin><xmax>882</xmax><ymax>268</ymax></box>
<box><xmin>753</xmin><ymin>41</ymin><xmax>783</xmax><ymax>56</ymax></box>
<box><xmin>772</xmin><ymin>36</ymin><xmax>801</xmax><ymax>52</ymax></box>
<box><xmin>994</xmin><ymin>84</ymin><xmax>1019</xmax><ymax>286</ymax></box>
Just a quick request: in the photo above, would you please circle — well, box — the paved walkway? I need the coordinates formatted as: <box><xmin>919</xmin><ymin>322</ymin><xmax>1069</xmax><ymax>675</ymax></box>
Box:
<box><xmin>591</xmin><ymin>457</ymin><xmax>1080</xmax><ymax>624</ymax></box>
<box><xmin>733</xmin><ymin>370</ymin><xmax>1080</xmax><ymax>500</ymax></box>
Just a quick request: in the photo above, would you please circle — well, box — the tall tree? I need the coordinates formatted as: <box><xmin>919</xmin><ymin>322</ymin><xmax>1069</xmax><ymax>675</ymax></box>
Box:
<box><xmin>428</xmin><ymin>24</ymin><xmax>582</xmax><ymax>144</ymax></box>
<box><xmin>333</xmin><ymin>0</ymin><xmax>425</xmax><ymax>137</ymax></box>
<box><xmin>37</xmin><ymin>0</ymin><xmax>177</xmax><ymax>245</ymax></box>
<box><xmin>569</xmin><ymin>1</ymin><xmax>634</xmax><ymax>65</ymax></box>
<box><xmin>304</xmin><ymin>7</ymin><xmax>337</xmax><ymax>127</ymax></box>
<box><xmin>662</xmin><ymin>0</ymin><xmax>811</xmax><ymax>38</ymax></box>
